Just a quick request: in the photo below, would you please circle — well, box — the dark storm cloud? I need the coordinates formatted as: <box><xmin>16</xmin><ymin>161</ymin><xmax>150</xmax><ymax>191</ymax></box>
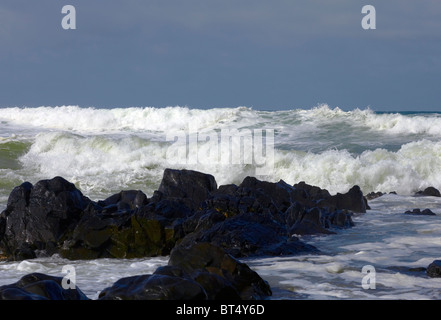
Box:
<box><xmin>0</xmin><ymin>1</ymin><xmax>441</xmax><ymax>110</ymax></box>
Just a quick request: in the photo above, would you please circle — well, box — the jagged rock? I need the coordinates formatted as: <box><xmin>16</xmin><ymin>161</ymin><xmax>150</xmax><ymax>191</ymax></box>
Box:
<box><xmin>293</xmin><ymin>182</ymin><xmax>368</xmax><ymax>213</ymax></box>
<box><xmin>293</xmin><ymin>181</ymin><xmax>331</xmax><ymax>204</ymax></box>
<box><xmin>0</xmin><ymin>170</ymin><xmax>360</xmax><ymax>262</ymax></box>
<box><xmin>317</xmin><ymin>185</ymin><xmax>367</xmax><ymax>213</ymax></box>
<box><xmin>0</xmin><ymin>177</ymin><xmax>91</xmax><ymax>260</ymax></box>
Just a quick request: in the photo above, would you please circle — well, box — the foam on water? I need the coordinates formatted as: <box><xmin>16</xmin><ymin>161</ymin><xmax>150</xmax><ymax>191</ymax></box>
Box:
<box><xmin>1</xmin><ymin>105</ymin><xmax>441</xmax><ymax>203</ymax></box>
<box><xmin>0</xmin><ymin>105</ymin><xmax>257</xmax><ymax>135</ymax></box>
<box><xmin>0</xmin><ymin>255</ymin><xmax>169</xmax><ymax>300</ymax></box>
<box><xmin>0</xmin><ymin>104</ymin><xmax>440</xmax><ymax>133</ymax></box>
<box><xmin>3</xmin><ymin>195</ymin><xmax>441</xmax><ymax>300</ymax></box>
<box><xmin>245</xmin><ymin>195</ymin><xmax>441</xmax><ymax>300</ymax></box>
<box><xmin>2</xmin><ymin>105</ymin><xmax>441</xmax><ymax>300</ymax></box>
<box><xmin>9</xmin><ymin>130</ymin><xmax>441</xmax><ymax>201</ymax></box>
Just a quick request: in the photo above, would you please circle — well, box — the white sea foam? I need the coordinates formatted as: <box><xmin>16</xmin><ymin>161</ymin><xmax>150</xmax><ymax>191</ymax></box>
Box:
<box><xmin>4</xmin><ymin>105</ymin><xmax>441</xmax><ymax>301</ymax></box>
<box><xmin>1</xmin><ymin>105</ymin><xmax>441</xmax><ymax>140</ymax></box>
<box><xmin>12</xmin><ymin>128</ymin><xmax>441</xmax><ymax>201</ymax></box>
<box><xmin>0</xmin><ymin>255</ymin><xmax>169</xmax><ymax>300</ymax></box>
<box><xmin>0</xmin><ymin>105</ymin><xmax>257</xmax><ymax>135</ymax></box>
<box><xmin>246</xmin><ymin>195</ymin><xmax>441</xmax><ymax>300</ymax></box>
<box><xmin>16</xmin><ymin>260</ymin><xmax>49</xmax><ymax>273</ymax></box>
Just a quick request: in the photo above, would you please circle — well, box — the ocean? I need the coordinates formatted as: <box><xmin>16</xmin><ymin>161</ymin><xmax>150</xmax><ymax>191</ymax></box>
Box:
<box><xmin>1</xmin><ymin>104</ymin><xmax>441</xmax><ymax>299</ymax></box>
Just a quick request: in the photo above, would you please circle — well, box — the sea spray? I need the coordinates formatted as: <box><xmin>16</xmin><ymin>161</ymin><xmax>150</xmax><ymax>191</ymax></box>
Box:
<box><xmin>3</xmin><ymin>105</ymin><xmax>441</xmax><ymax>300</ymax></box>
<box><xmin>2</xmin><ymin>105</ymin><xmax>441</xmax><ymax>201</ymax></box>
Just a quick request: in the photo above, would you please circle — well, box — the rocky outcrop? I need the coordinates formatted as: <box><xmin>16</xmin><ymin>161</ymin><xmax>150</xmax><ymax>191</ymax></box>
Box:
<box><xmin>0</xmin><ymin>169</ymin><xmax>363</xmax><ymax>262</ymax></box>
<box><xmin>0</xmin><ymin>177</ymin><xmax>91</xmax><ymax>260</ymax></box>
<box><xmin>0</xmin><ymin>168</ymin><xmax>373</xmax><ymax>301</ymax></box>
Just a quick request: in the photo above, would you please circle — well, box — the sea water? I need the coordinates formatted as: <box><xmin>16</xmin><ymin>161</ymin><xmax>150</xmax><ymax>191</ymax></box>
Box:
<box><xmin>1</xmin><ymin>104</ymin><xmax>441</xmax><ymax>299</ymax></box>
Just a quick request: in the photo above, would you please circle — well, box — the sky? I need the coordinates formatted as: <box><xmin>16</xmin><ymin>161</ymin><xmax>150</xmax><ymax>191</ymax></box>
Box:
<box><xmin>0</xmin><ymin>0</ymin><xmax>441</xmax><ymax>111</ymax></box>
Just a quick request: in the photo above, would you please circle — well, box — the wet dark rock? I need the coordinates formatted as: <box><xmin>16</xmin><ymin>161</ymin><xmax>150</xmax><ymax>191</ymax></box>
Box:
<box><xmin>293</xmin><ymin>182</ymin><xmax>368</xmax><ymax>213</ymax></box>
<box><xmin>293</xmin><ymin>181</ymin><xmax>331</xmax><ymax>204</ymax></box>
<box><xmin>61</xmin><ymin>198</ymin><xmax>190</xmax><ymax>260</ymax></box>
<box><xmin>317</xmin><ymin>185</ymin><xmax>367</xmax><ymax>213</ymax></box>
<box><xmin>0</xmin><ymin>177</ymin><xmax>91</xmax><ymax>260</ymax></box>
<box><xmin>427</xmin><ymin>260</ymin><xmax>441</xmax><ymax>278</ymax></box>
<box><xmin>98</xmin><ymin>268</ymin><xmax>207</xmax><ymax>300</ymax></box>
<box><xmin>0</xmin><ymin>273</ymin><xmax>89</xmax><ymax>300</ymax></box>
<box><xmin>153</xmin><ymin>169</ymin><xmax>217</xmax><ymax>211</ymax></box>
<box><xmin>99</xmin><ymin>242</ymin><xmax>272</xmax><ymax>300</ymax></box>
<box><xmin>365</xmin><ymin>191</ymin><xmax>384</xmax><ymax>200</ymax></box>
<box><xmin>1</xmin><ymin>169</ymin><xmax>361</xmax><ymax>262</ymax></box>
<box><xmin>415</xmin><ymin>187</ymin><xmax>441</xmax><ymax>197</ymax></box>
<box><xmin>404</xmin><ymin>208</ymin><xmax>436</xmax><ymax>216</ymax></box>
<box><xmin>238</xmin><ymin>177</ymin><xmax>295</xmax><ymax>213</ymax></box>
<box><xmin>179</xmin><ymin>211</ymin><xmax>319</xmax><ymax>258</ymax></box>
<box><xmin>288</xmin><ymin>207</ymin><xmax>335</xmax><ymax>236</ymax></box>
<box><xmin>286</xmin><ymin>205</ymin><xmax>354</xmax><ymax>236</ymax></box>
<box><xmin>59</xmin><ymin>205</ymin><xmax>134</xmax><ymax>259</ymax></box>
<box><xmin>97</xmin><ymin>190</ymin><xmax>148</xmax><ymax>211</ymax></box>
<box><xmin>176</xmin><ymin>175</ymin><xmax>362</xmax><ymax>258</ymax></box>
<box><xmin>169</xmin><ymin>242</ymin><xmax>272</xmax><ymax>300</ymax></box>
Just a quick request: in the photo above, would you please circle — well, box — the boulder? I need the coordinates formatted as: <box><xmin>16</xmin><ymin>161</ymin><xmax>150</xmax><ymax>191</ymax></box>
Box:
<box><xmin>61</xmin><ymin>198</ymin><xmax>190</xmax><ymax>260</ymax></box>
<box><xmin>154</xmin><ymin>169</ymin><xmax>217</xmax><ymax>211</ymax></box>
<box><xmin>169</xmin><ymin>242</ymin><xmax>272</xmax><ymax>300</ymax></box>
<box><xmin>0</xmin><ymin>273</ymin><xmax>89</xmax><ymax>300</ymax></box>
<box><xmin>0</xmin><ymin>177</ymin><xmax>91</xmax><ymax>260</ymax></box>
<box><xmin>427</xmin><ymin>260</ymin><xmax>441</xmax><ymax>278</ymax></box>
<box><xmin>415</xmin><ymin>187</ymin><xmax>441</xmax><ymax>197</ymax></box>
<box><xmin>98</xmin><ymin>266</ymin><xmax>207</xmax><ymax>300</ymax></box>
<box><xmin>99</xmin><ymin>242</ymin><xmax>272</xmax><ymax>300</ymax></box>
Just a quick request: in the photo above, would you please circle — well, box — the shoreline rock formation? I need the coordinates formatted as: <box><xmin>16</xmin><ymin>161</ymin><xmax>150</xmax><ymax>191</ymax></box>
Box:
<box><xmin>0</xmin><ymin>168</ymin><xmax>368</xmax><ymax>300</ymax></box>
